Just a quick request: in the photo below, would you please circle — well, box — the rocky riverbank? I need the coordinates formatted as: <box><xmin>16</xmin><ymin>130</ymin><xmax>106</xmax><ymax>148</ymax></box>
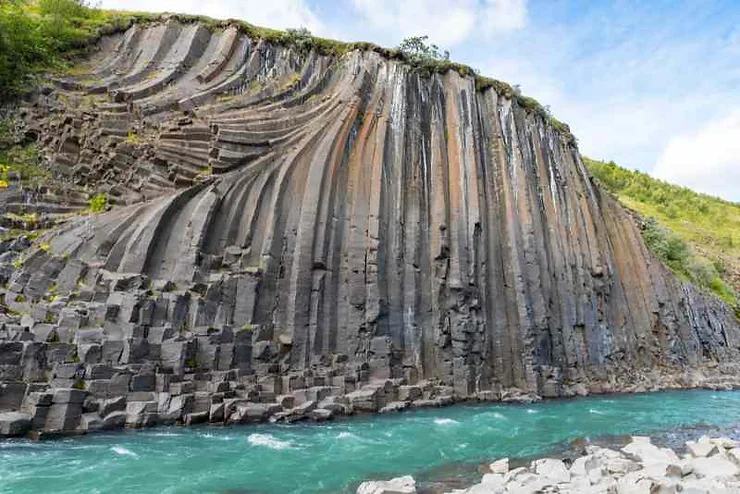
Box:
<box><xmin>2</xmin><ymin>362</ymin><xmax>740</xmax><ymax>438</ymax></box>
<box><xmin>358</xmin><ymin>435</ymin><xmax>740</xmax><ymax>493</ymax></box>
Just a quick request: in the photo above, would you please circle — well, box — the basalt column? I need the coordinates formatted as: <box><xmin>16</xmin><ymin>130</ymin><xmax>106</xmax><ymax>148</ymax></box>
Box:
<box><xmin>1</xmin><ymin>21</ymin><xmax>738</xmax><ymax>400</ymax></box>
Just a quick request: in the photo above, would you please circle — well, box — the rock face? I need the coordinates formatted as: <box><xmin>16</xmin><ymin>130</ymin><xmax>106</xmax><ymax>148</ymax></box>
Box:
<box><xmin>0</xmin><ymin>20</ymin><xmax>739</xmax><ymax>435</ymax></box>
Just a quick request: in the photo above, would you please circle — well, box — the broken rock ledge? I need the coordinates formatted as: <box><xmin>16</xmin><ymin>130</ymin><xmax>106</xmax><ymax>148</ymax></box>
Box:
<box><xmin>1</xmin><ymin>363</ymin><xmax>740</xmax><ymax>438</ymax></box>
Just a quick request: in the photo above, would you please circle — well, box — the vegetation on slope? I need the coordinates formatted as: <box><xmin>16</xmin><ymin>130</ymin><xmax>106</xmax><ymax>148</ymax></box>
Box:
<box><xmin>0</xmin><ymin>0</ymin><xmax>121</xmax><ymax>100</ymax></box>
<box><xmin>586</xmin><ymin>157</ymin><xmax>740</xmax><ymax>315</ymax></box>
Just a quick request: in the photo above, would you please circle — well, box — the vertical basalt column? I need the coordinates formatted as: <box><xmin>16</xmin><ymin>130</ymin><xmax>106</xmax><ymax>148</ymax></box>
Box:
<box><xmin>19</xmin><ymin>27</ymin><xmax>738</xmax><ymax>395</ymax></box>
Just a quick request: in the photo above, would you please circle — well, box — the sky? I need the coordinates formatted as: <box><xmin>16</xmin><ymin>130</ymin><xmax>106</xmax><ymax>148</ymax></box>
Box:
<box><xmin>98</xmin><ymin>0</ymin><xmax>740</xmax><ymax>202</ymax></box>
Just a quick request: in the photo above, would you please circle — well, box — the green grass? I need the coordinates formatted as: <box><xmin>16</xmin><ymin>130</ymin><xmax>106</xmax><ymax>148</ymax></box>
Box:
<box><xmin>585</xmin><ymin>157</ymin><xmax>740</xmax><ymax>314</ymax></box>
<box><xmin>0</xmin><ymin>139</ymin><xmax>50</xmax><ymax>185</ymax></box>
<box><xmin>0</xmin><ymin>0</ymin><xmax>122</xmax><ymax>101</ymax></box>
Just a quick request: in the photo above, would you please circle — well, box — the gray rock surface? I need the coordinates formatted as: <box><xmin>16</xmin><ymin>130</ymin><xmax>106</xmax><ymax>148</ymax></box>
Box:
<box><xmin>0</xmin><ymin>19</ymin><xmax>738</xmax><ymax>437</ymax></box>
<box><xmin>0</xmin><ymin>412</ymin><xmax>31</xmax><ymax>436</ymax></box>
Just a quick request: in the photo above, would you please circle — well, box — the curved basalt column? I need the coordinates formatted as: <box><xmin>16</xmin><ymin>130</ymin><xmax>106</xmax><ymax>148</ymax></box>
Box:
<box><xmin>2</xmin><ymin>21</ymin><xmax>738</xmax><ymax>400</ymax></box>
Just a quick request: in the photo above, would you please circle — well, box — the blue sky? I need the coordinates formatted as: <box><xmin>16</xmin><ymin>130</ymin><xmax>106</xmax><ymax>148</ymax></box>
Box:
<box><xmin>99</xmin><ymin>0</ymin><xmax>740</xmax><ymax>202</ymax></box>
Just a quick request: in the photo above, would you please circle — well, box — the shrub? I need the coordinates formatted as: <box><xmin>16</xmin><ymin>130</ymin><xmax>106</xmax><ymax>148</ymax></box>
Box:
<box><xmin>281</xmin><ymin>27</ymin><xmax>313</xmax><ymax>54</ymax></box>
<box><xmin>88</xmin><ymin>192</ymin><xmax>107</xmax><ymax>213</ymax></box>
<box><xmin>397</xmin><ymin>35</ymin><xmax>450</xmax><ymax>64</ymax></box>
<box><xmin>0</xmin><ymin>3</ymin><xmax>48</xmax><ymax>100</ymax></box>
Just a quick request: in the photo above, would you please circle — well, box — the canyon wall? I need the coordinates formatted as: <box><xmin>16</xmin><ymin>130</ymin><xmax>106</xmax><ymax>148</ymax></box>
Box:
<box><xmin>0</xmin><ymin>20</ymin><xmax>738</xmax><ymax>433</ymax></box>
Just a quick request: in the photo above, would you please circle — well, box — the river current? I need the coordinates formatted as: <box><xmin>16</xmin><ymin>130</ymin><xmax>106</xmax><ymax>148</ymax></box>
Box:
<box><xmin>2</xmin><ymin>390</ymin><xmax>740</xmax><ymax>493</ymax></box>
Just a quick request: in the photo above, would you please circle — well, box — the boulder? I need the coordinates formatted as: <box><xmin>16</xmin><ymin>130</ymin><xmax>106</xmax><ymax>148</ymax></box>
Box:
<box><xmin>125</xmin><ymin>401</ymin><xmax>158</xmax><ymax>427</ymax></box>
<box><xmin>79</xmin><ymin>412</ymin><xmax>103</xmax><ymax>432</ymax></box>
<box><xmin>466</xmin><ymin>473</ymin><xmax>506</xmax><ymax>493</ymax></box>
<box><xmin>606</xmin><ymin>457</ymin><xmax>640</xmax><ymax>474</ymax></box>
<box><xmin>308</xmin><ymin>408</ymin><xmax>333</xmax><ymax>422</ymax></box>
<box><xmin>0</xmin><ymin>411</ymin><xmax>31</xmax><ymax>436</ymax></box>
<box><xmin>489</xmin><ymin>458</ymin><xmax>509</xmax><ymax>474</ymax></box>
<box><xmin>622</xmin><ymin>436</ymin><xmax>680</xmax><ymax>466</ymax></box>
<box><xmin>232</xmin><ymin>403</ymin><xmax>273</xmax><ymax>423</ymax></box>
<box><xmin>101</xmin><ymin>411</ymin><xmax>126</xmax><ymax>430</ymax></box>
<box><xmin>82</xmin><ymin>396</ymin><xmax>100</xmax><ymax>413</ymax></box>
<box><xmin>356</xmin><ymin>475</ymin><xmax>416</xmax><ymax>494</ymax></box>
<box><xmin>687</xmin><ymin>436</ymin><xmax>720</xmax><ymax>458</ymax></box>
<box><xmin>100</xmin><ymin>396</ymin><xmax>127</xmax><ymax>417</ymax></box>
<box><xmin>570</xmin><ymin>454</ymin><xmax>602</xmax><ymax>477</ymax></box>
<box><xmin>209</xmin><ymin>402</ymin><xmax>225</xmax><ymax>422</ymax></box>
<box><xmin>711</xmin><ymin>437</ymin><xmax>738</xmax><ymax>450</ymax></box>
<box><xmin>184</xmin><ymin>411</ymin><xmax>208</xmax><ymax>425</ymax></box>
<box><xmin>532</xmin><ymin>458</ymin><xmax>570</xmax><ymax>484</ymax></box>
<box><xmin>690</xmin><ymin>456</ymin><xmax>740</xmax><ymax>479</ymax></box>
<box><xmin>397</xmin><ymin>386</ymin><xmax>422</xmax><ymax>402</ymax></box>
<box><xmin>379</xmin><ymin>401</ymin><xmax>408</xmax><ymax>413</ymax></box>
<box><xmin>726</xmin><ymin>448</ymin><xmax>740</xmax><ymax>465</ymax></box>
<box><xmin>346</xmin><ymin>389</ymin><xmax>378</xmax><ymax>413</ymax></box>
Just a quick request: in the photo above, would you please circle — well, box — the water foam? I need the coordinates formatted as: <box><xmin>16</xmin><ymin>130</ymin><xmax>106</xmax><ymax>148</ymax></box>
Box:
<box><xmin>111</xmin><ymin>446</ymin><xmax>138</xmax><ymax>458</ymax></box>
<box><xmin>589</xmin><ymin>409</ymin><xmax>605</xmax><ymax>415</ymax></box>
<box><xmin>434</xmin><ymin>418</ymin><xmax>460</xmax><ymax>426</ymax></box>
<box><xmin>152</xmin><ymin>432</ymin><xmax>179</xmax><ymax>437</ymax></box>
<box><xmin>336</xmin><ymin>432</ymin><xmax>359</xmax><ymax>440</ymax></box>
<box><xmin>247</xmin><ymin>433</ymin><xmax>294</xmax><ymax>450</ymax></box>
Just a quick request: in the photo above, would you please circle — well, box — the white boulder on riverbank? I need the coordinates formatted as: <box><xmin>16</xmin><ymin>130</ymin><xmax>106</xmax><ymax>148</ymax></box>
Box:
<box><xmin>360</xmin><ymin>435</ymin><xmax>740</xmax><ymax>493</ymax></box>
<box><xmin>357</xmin><ymin>475</ymin><xmax>417</xmax><ymax>494</ymax></box>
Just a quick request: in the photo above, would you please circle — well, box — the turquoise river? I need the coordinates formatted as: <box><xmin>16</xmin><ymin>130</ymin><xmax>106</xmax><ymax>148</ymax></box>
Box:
<box><xmin>3</xmin><ymin>390</ymin><xmax>740</xmax><ymax>493</ymax></box>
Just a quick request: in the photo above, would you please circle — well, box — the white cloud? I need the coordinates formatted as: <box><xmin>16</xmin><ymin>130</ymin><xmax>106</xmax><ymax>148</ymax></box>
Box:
<box><xmin>352</xmin><ymin>0</ymin><xmax>527</xmax><ymax>47</ymax></box>
<box><xmin>653</xmin><ymin>112</ymin><xmax>740</xmax><ymax>202</ymax></box>
<box><xmin>99</xmin><ymin>0</ymin><xmax>324</xmax><ymax>33</ymax></box>
<box><xmin>482</xmin><ymin>0</ymin><xmax>527</xmax><ymax>33</ymax></box>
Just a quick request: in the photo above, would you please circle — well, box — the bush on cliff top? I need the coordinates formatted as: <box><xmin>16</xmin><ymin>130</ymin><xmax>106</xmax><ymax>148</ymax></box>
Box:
<box><xmin>0</xmin><ymin>3</ymin><xmax>575</xmax><ymax>143</ymax></box>
<box><xmin>586</xmin><ymin>157</ymin><xmax>740</xmax><ymax>315</ymax></box>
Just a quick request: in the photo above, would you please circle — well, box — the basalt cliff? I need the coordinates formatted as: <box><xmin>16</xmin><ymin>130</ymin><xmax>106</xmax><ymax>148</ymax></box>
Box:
<box><xmin>0</xmin><ymin>19</ymin><xmax>738</xmax><ymax>436</ymax></box>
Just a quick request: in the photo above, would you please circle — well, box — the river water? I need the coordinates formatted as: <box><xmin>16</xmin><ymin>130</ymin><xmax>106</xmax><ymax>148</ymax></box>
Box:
<box><xmin>2</xmin><ymin>390</ymin><xmax>740</xmax><ymax>493</ymax></box>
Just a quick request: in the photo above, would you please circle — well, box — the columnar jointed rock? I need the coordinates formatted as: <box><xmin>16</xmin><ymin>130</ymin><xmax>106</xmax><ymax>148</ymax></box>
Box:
<box><xmin>0</xmin><ymin>19</ymin><xmax>739</xmax><ymax>436</ymax></box>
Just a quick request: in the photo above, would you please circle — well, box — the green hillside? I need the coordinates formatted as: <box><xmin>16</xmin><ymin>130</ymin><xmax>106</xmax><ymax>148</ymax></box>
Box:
<box><xmin>585</xmin><ymin>157</ymin><xmax>740</xmax><ymax>314</ymax></box>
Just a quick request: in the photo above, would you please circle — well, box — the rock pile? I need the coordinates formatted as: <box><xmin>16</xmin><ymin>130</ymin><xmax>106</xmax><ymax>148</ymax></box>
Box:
<box><xmin>358</xmin><ymin>435</ymin><xmax>740</xmax><ymax>493</ymax></box>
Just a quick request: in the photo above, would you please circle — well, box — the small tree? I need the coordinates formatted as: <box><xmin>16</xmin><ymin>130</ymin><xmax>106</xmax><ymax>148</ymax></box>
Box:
<box><xmin>397</xmin><ymin>35</ymin><xmax>450</xmax><ymax>64</ymax></box>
